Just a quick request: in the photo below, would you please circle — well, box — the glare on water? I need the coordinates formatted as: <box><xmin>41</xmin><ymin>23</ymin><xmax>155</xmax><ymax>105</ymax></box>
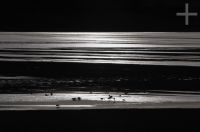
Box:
<box><xmin>0</xmin><ymin>32</ymin><xmax>200</xmax><ymax>66</ymax></box>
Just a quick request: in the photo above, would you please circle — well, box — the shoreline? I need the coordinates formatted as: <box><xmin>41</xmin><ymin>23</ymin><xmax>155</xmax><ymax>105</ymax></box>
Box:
<box><xmin>1</xmin><ymin>92</ymin><xmax>200</xmax><ymax>110</ymax></box>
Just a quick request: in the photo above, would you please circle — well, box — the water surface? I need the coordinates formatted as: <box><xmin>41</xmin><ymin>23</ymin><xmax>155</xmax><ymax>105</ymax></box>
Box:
<box><xmin>1</xmin><ymin>32</ymin><xmax>200</xmax><ymax>66</ymax></box>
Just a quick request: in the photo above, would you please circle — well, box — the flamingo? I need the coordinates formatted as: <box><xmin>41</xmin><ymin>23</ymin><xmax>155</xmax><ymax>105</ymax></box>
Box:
<box><xmin>77</xmin><ymin>97</ymin><xmax>81</xmax><ymax>101</ymax></box>
<box><xmin>108</xmin><ymin>95</ymin><xmax>113</xmax><ymax>99</ymax></box>
<box><xmin>72</xmin><ymin>98</ymin><xmax>77</xmax><ymax>101</ymax></box>
<box><xmin>113</xmin><ymin>98</ymin><xmax>116</xmax><ymax>103</ymax></box>
<box><xmin>56</xmin><ymin>104</ymin><xmax>60</xmax><ymax>108</ymax></box>
<box><xmin>100</xmin><ymin>98</ymin><xmax>104</xmax><ymax>101</ymax></box>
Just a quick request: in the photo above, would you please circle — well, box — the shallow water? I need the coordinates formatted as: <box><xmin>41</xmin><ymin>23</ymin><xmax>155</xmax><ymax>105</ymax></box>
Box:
<box><xmin>1</xmin><ymin>92</ymin><xmax>200</xmax><ymax>109</ymax></box>
<box><xmin>1</xmin><ymin>92</ymin><xmax>200</xmax><ymax>103</ymax></box>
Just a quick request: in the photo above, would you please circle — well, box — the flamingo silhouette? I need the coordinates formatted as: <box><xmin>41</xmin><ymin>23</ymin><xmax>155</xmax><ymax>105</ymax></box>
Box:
<box><xmin>108</xmin><ymin>95</ymin><xmax>113</xmax><ymax>99</ymax></box>
<box><xmin>56</xmin><ymin>104</ymin><xmax>60</xmax><ymax>108</ymax></box>
<box><xmin>77</xmin><ymin>97</ymin><xmax>81</xmax><ymax>101</ymax></box>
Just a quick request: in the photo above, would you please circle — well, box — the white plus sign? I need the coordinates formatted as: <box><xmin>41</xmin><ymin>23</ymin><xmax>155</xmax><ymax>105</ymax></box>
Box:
<box><xmin>176</xmin><ymin>3</ymin><xmax>198</xmax><ymax>25</ymax></box>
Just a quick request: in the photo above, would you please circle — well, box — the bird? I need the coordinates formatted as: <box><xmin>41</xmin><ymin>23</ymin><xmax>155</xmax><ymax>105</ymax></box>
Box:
<box><xmin>108</xmin><ymin>95</ymin><xmax>113</xmax><ymax>99</ymax></box>
<box><xmin>77</xmin><ymin>97</ymin><xmax>81</xmax><ymax>101</ymax></box>
<box><xmin>113</xmin><ymin>98</ymin><xmax>116</xmax><ymax>103</ymax></box>
<box><xmin>72</xmin><ymin>98</ymin><xmax>77</xmax><ymax>101</ymax></box>
<box><xmin>100</xmin><ymin>98</ymin><xmax>104</xmax><ymax>101</ymax></box>
<box><xmin>56</xmin><ymin>104</ymin><xmax>60</xmax><ymax>108</ymax></box>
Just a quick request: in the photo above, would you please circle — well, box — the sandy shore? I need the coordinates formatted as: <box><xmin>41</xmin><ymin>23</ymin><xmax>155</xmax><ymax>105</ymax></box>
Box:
<box><xmin>1</xmin><ymin>91</ymin><xmax>200</xmax><ymax>110</ymax></box>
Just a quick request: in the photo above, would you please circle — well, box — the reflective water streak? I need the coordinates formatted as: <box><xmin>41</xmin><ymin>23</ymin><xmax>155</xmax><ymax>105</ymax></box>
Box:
<box><xmin>1</xmin><ymin>32</ymin><xmax>200</xmax><ymax>66</ymax></box>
